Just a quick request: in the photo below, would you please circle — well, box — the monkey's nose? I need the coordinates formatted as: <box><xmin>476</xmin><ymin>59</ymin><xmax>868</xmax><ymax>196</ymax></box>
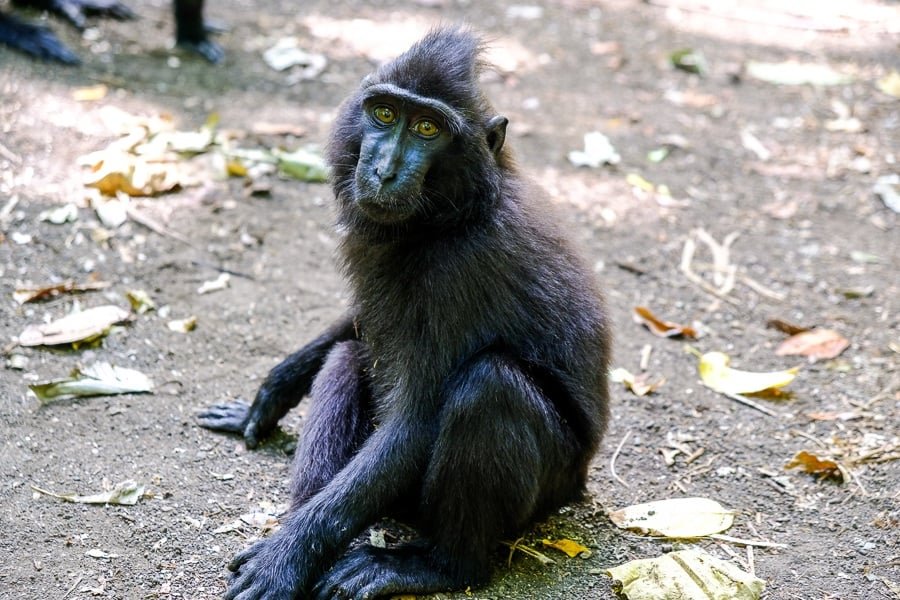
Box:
<box><xmin>375</xmin><ymin>166</ymin><xmax>397</xmax><ymax>183</ymax></box>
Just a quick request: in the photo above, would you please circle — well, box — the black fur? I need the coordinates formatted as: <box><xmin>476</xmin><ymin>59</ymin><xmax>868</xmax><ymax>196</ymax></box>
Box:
<box><xmin>198</xmin><ymin>26</ymin><xmax>610</xmax><ymax>600</ymax></box>
<box><xmin>1</xmin><ymin>0</ymin><xmax>221</xmax><ymax>64</ymax></box>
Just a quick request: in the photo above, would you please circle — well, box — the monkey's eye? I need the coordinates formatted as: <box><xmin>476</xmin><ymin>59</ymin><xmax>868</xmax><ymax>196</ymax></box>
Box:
<box><xmin>412</xmin><ymin>119</ymin><xmax>440</xmax><ymax>138</ymax></box>
<box><xmin>373</xmin><ymin>106</ymin><xmax>396</xmax><ymax>125</ymax></box>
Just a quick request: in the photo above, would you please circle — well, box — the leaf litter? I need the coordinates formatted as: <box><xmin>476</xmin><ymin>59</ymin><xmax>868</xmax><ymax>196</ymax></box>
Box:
<box><xmin>18</xmin><ymin>305</ymin><xmax>131</xmax><ymax>347</ymax></box>
<box><xmin>29</xmin><ymin>362</ymin><xmax>154</xmax><ymax>403</ymax></box>
<box><xmin>31</xmin><ymin>479</ymin><xmax>146</xmax><ymax>505</ymax></box>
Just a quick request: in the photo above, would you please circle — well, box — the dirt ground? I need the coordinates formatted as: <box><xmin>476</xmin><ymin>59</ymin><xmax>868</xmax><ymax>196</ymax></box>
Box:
<box><xmin>1</xmin><ymin>0</ymin><xmax>898</xmax><ymax>598</ymax></box>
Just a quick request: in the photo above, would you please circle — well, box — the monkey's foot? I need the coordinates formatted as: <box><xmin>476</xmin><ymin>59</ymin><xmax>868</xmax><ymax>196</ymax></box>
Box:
<box><xmin>0</xmin><ymin>17</ymin><xmax>79</xmax><ymax>64</ymax></box>
<box><xmin>225</xmin><ymin>536</ymin><xmax>307</xmax><ymax>600</ymax></box>
<box><xmin>313</xmin><ymin>544</ymin><xmax>468</xmax><ymax>600</ymax></box>
<box><xmin>177</xmin><ymin>38</ymin><xmax>224</xmax><ymax>63</ymax></box>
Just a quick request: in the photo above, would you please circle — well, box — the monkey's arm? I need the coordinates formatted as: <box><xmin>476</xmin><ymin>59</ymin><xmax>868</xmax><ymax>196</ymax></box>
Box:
<box><xmin>196</xmin><ymin>314</ymin><xmax>358</xmax><ymax>448</ymax></box>
<box><xmin>0</xmin><ymin>13</ymin><xmax>79</xmax><ymax>63</ymax></box>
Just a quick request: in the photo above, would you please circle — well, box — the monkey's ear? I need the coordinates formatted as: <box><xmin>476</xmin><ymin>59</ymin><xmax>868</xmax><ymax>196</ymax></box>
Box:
<box><xmin>486</xmin><ymin>116</ymin><xmax>508</xmax><ymax>157</ymax></box>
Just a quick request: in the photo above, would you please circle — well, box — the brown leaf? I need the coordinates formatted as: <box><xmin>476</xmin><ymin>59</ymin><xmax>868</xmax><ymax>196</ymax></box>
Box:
<box><xmin>766</xmin><ymin>318</ymin><xmax>810</xmax><ymax>336</ymax></box>
<box><xmin>775</xmin><ymin>328</ymin><xmax>849</xmax><ymax>360</ymax></box>
<box><xmin>14</xmin><ymin>280</ymin><xmax>110</xmax><ymax>304</ymax></box>
<box><xmin>785</xmin><ymin>450</ymin><xmax>843</xmax><ymax>480</ymax></box>
<box><xmin>633</xmin><ymin>306</ymin><xmax>697</xmax><ymax>338</ymax></box>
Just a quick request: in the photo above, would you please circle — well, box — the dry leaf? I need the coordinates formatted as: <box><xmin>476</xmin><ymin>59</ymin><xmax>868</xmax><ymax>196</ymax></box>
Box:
<box><xmin>877</xmin><ymin>71</ymin><xmax>900</xmax><ymax>98</ymax></box>
<box><xmin>698</xmin><ymin>351</ymin><xmax>798</xmax><ymax>395</ymax></box>
<box><xmin>633</xmin><ymin>306</ymin><xmax>697</xmax><ymax>338</ymax></box>
<box><xmin>610</xmin><ymin>367</ymin><xmax>665</xmax><ymax>396</ymax></box>
<box><xmin>197</xmin><ymin>273</ymin><xmax>231</xmax><ymax>295</ymax></box>
<box><xmin>775</xmin><ymin>328</ymin><xmax>849</xmax><ymax>360</ymax></box>
<box><xmin>766</xmin><ymin>318</ymin><xmax>810</xmax><ymax>336</ymax></box>
<box><xmin>31</xmin><ymin>479</ymin><xmax>145</xmax><ymax>505</ymax></box>
<box><xmin>18</xmin><ymin>305</ymin><xmax>131</xmax><ymax>347</ymax></box>
<box><xmin>607</xmin><ymin>548</ymin><xmax>764</xmax><ymax>600</ymax></box>
<box><xmin>126</xmin><ymin>290</ymin><xmax>156</xmax><ymax>314</ymax></box>
<box><xmin>541</xmin><ymin>538</ymin><xmax>591</xmax><ymax>558</ymax></box>
<box><xmin>13</xmin><ymin>280</ymin><xmax>110</xmax><ymax>304</ymax></box>
<box><xmin>609</xmin><ymin>497</ymin><xmax>734</xmax><ymax>538</ymax></box>
<box><xmin>785</xmin><ymin>450</ymin><xmax>844</xmax><ymax>481</ymax></box>
<box><xmin>29</xmin><ymin>362</ymin><xmax>154</xmax><ymax>403</ymax></box>
<box><xmin>72</xmin><ymin>84</ymin><xmax>108</xmax><ymax>102</ymax></box>
<box><xmin>167</xmin><ymin>316</ymin><xmax>198</xmax><ymax>333</ymax></box>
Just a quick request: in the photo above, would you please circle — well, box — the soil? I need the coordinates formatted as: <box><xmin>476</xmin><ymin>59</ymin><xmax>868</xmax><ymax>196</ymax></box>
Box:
<box><xmin>1</xmin><ymin>1</ymin><xmax>898</xmax><ymax>599</ymax></box>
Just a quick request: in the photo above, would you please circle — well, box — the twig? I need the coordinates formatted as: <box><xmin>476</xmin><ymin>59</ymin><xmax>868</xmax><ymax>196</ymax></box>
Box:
<box><xmin>191</xmin><ymin>260</ymin><xmax>256</xmax><ymax>281</ymax></box>
<box><xmin>722</xmin><ymin>392</ymin><xmax>779</xmax><ymax>417</ymax></box>
<box><xmin>501</xmin><ymin>539</ymin><xmax>556</xmax><ymax>566</ymax></box>
<box><xmin>125</xmin><ymin>204</ymin><xmax>198</xmax><ymax>250</ymax></box>
<box><xmin>789</xmin><ymin>428</ymin><xmax>828</xmax><ymax>448</ymax></box>
<box><xmin>709</xmin><ymin>533</ymin><xmax>788</xmax><ymax>549</ymax></box>
<box><xmin>740</xmin><ymin>274</ymin><xmax>787</xmax><ymax>302</ymax></box>
<box><xmin>63</xmin><ymin>576</ymin><xmax>83</xmax><ymax>599</ymax></box>
<box><xmin>0</xmin><ymin>140</ymin><xmax>21</xmax><ymax>163</ymax></box>
<box><xmin>610</xmin><ymin>430</ymin><xmax>632</xmax><ymax>488</ymax></box>
<box><xmin>680</xmin><ymin>236</ymin><xmax>740</xmax><ymax>305</ymax></box>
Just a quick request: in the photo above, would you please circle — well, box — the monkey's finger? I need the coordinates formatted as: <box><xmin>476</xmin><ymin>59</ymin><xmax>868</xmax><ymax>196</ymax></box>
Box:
<box><xmin>227</xmin><ymin>545</ymin><xmax>261</xmax><ymax>572</ymax></box>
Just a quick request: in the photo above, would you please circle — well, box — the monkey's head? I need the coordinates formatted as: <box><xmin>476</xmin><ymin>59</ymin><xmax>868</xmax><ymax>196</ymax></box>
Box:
<box><xmin>328</xmin><ymin>27</ymin><xmax>509</xmax><ymax>235</ymax></box>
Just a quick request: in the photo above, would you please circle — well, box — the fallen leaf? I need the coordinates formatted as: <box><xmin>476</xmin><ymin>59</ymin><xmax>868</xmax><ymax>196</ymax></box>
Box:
<box><xmin>167</xmin><ymin>316</ymin><xmax>198</xmax><ymax>332</ymax></box>
<box><xmin>13</xmin><ymin>280</ymin><xmax>110</xmax><ymax>304</ymax></box>
<box><xmin>72</xmin><ymin>84</ymin><xmax>108</xmax><ymax>102</ymax></box>
<box><xmin>775</xmin><ymin>328</ymin><xmax>849</xmax><ymax>360</ymax></box>
<box><xmin>38</xmin><ymin>203</ymin><xmax>79</xmax><ymax>224</ymax></box>
<box><xmin>197</xmin><ymin>273</ymin><xmax>231</xmax><ymax>295</ymax></box>
<box><xmin>746</xmin><ymin>61</ymin><xmax>852</xmax><ymax>86</ymax></box>
<box><xmin>275</xmin><ymin>147</ymin><xmax>329</xmax><ymax>182</ymax></box>
<box><xmin>126</xmin><ymin>289</ymin><xmax>156</xmax><ymax>314</ymax></box>
<box><xmin>85</xmin><ymin>549</ymin><xmax>118</xmax><ymax>559</ymax></box>
<box><xmin>541</xmin><ymin>538</ymin><xmax>591</xmax><ymax>558</ymax></box>
<box><xmin>606</xmin><ymin>548</ymin><xmax>764</xmax><ymax>600</ymax></box>
<box><xmin>873</xmin><ymin>174</ymin><xmax>900</xmax><ymax>214</ymax></box>
<box><xmin>633</xmin><ymin>306</ymin><xmax>697</xmax><ymax>338</ymax></box>
<box><xmin>877</xmin><ymin>71</ymin><xmax>900</xmax><ymax>98</ymax></box>
<box><xmin>31</xmin><ymin>479</ymin><xmax>145</xmax><ymax>505</ymax></box>
<box><xmin>568</xmin><ymin>132</ymin><xmax>621</xmax><ymax>168</ymax></box>
<box><xmin>669</xmin><ymin>48</ymin><xmax>707</xmax><ymax>76</ymax></box>
<box><xmin>785</xmin><ymin>450</ymin><xmax>844</xmax><ymax>481</ymax></box>
<box><xmin>29</xmin><ymin>362</ymin><xmax>154</xmax><ymax>403</ymax></box>
<box><xmin>610</xmin><ymin>367</ymin><xmax>665</xmax><ymax>396</ymax></box>
<box><xmin>18</xmin><ymin>305</ymin><xmax>131</xmax><ymax>347</ymax></box>
<box><xmin>698</xmin><ymin>351</ymin><xmax>798</xmax><ymax>395</ymax></box>
<box><xmin>609</xmin><ymin>497</ymin><xmax>734</xmax><ymax>538</ymax></box>
<box><xmin>766</xmin><ymin>318</ymin><xmax>810</xmax><ymax>336</ymax></box>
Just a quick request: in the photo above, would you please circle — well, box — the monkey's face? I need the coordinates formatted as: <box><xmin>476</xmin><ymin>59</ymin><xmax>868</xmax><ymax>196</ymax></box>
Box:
<box><xmin>353</xmin><ymin>94</ymin><xmax>452</xmax><ymax>223</ymax></box>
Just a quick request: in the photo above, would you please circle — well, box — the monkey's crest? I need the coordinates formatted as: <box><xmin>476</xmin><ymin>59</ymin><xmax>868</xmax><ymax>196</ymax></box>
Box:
<box><xmin>363</xmin><ymin>26</ymin><xmax>492</xmax><ymax>128</ymax></box>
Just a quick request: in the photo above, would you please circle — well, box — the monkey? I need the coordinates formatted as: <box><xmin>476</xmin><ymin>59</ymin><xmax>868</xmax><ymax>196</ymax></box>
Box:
<box><xmin>196</xmin><ymin>26</ymin><xmax>610</xmax><ymax>599</ymax></box>
<box><xmin>0</xmin><ymin>0</ymin><xmax>221</xmax><ymax>64</ymax></box>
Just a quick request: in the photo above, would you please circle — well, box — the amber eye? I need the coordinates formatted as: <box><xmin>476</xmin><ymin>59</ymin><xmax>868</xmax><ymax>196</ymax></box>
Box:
<box><xmin>413</xmin><ymin>119</ymin><xmax>440</xmax><ymax>138</ymax></box>
<box><xmin>373</xmin><ymin>105</ymin><xmax>396</xmax><ymax>125</ymax></box>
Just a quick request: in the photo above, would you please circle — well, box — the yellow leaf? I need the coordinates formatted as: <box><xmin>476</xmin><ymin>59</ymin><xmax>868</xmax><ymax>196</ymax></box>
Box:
<box><xmin>541</xmin><ymin>538</ymin><xmax>591</xmax><ymax>558</ymax></box>
<box><xmin>609</xmin><ymin>497</ymin><xmax>734</xmax><ymax>538</ymax></box>
<box><xmin>785</xmin><ymin>450</ymin><xmax>844</xmax><ymax>481</ymax></box>
<box><xmin>72</xmin><ymin>84</ymin><xmax>108</xmax><ymax>102</ymax></box>
<box><xmin>607</xmin><ymin>548</ymin><xmax>765</xmax><ymax>600</ymax></box>
<box><xmin>877</xmin><ymin>71</ymin><xmax>900</xmax><ymax>98</ymax></box>
<box><xmin>698</xmin><ymin>351</ymin><xmax>798</xmax><ymax>395</ymax></box>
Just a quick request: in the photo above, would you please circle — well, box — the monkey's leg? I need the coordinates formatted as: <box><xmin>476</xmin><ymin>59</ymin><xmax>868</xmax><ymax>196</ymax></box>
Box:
<box><xmin>314</xmin><ymin>353</ymin><xmax>574</xmax><ymax>599</ymax></box>
<box><xmin>288</xmin><ymin>340</ymin><xmax>374</xmax><ymax>509</ymax></box>
<box><xmin>172</xmin><ymin>0</ymin><xmax>222</xmax><ymax>63</ymax></box>
<box><xmin>0</xmin><ymin>14</ymin><xmax>79</xmax><ymax>63</ymax></box>
<box><xmin>196</xmin><ymin>314</ymin><xmax>357</xmax><ymax>448</ymax></box>
<box><xmin>13</xmin><ymin>0</ymin><xmax>134</xmax><ymax>30</ymax></box>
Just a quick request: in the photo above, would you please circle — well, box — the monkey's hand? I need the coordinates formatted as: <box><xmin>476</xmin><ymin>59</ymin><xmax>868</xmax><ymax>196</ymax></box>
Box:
<box><xmin>195</xmin><ymin>400</ymin><xmax>250</xmax><ymax>435</ymax></box>
<box><xmin>195</xmin><ymin>388</ymin><xmax>284</xmax><ymax>449</ymax></box>
<box><xmin>225</xmin><ymin>534</ymin><xmax>310</xmax><ymax>600</ymax></box>
<box><xmin>313</xmin><ymin>544</ymin><xmax>449</xmax><ymax>600</ymax></box>
<box><xmin>0</xmin><ymin>18</ymin><xmax>80</xmax><ymax>64</ymax></box>
<box><xmin>19</xmin><ymin>0</ymin><xmax>137</xmax><ymax>30</ymax></box>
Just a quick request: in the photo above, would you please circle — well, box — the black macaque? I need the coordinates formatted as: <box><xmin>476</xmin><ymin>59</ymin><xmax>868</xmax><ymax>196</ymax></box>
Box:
<box><xmin>0</xmin><ymin>0</ymin><xmax>221</xmax><ymax>65</ymax></box>
<box><xmin>196</xmin><ymin>26</ymin><xmax>610</xmax><ymax>600</ymax></box>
